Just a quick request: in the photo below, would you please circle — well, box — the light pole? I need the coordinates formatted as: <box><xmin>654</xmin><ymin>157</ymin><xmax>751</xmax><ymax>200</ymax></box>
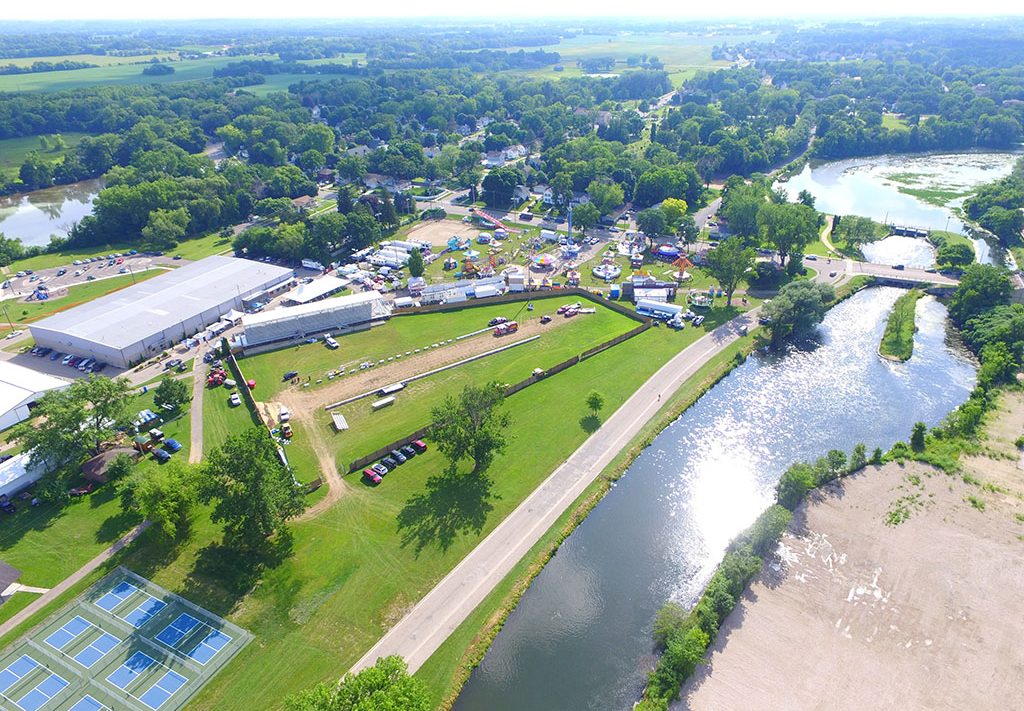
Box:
<box><xmin>127</xmin><ymin>264</ymin><xmax>136</xmax><ymax>284</ymax></box>
<box><xmin>1</xmin><ymin>303</ymin><xmax>13</xmax><ymax>332</ymax></box>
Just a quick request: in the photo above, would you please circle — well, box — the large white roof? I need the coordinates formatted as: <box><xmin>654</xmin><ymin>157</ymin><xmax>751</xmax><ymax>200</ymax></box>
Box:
<box><xmin>30</xmin><ymin>257</ymin><xmax>293</xmax><ymax>349</ymax></box>
<box><xmin>0</xmin><ymin>361</ymin><xmax>70</xmax><ymax>417</ymax></box>
<box><xmin>242</xmin><ymin>290</ymin><xmax>387</xmax><ymax>329</ymax></box>
<box><xmin>286</xmin><ymin>276</ymin><xmax>350</xmax><ymax>305</ymax></box>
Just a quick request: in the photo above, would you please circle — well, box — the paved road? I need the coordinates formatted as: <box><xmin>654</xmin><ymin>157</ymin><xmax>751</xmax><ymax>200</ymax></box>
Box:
<box><xmin>351</xmin><ymin>307</ymin><xmax>764</xmax><ymax>675</ymax></box>
<box><xmin>0</xmin><ymin>521</ymin><xmax>151</xmax><ymax>640</ymax></box>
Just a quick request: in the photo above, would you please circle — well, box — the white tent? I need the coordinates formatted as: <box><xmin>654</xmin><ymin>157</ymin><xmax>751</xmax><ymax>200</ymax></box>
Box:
<box><xmin>222</xmin><ymin>309</ymin><xmax>244</xmax><ymax>324</ymax></box>
<box><xmin>0</xmin><ymin>452</ymin><xmax>46</xmax><ymax>498</ymax></box>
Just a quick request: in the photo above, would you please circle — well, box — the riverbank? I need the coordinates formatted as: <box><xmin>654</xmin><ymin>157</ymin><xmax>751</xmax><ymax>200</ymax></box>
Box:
<box><xmin>679</xmin><ymin>448</ymin><xmax>1024</xmax><ymax>709</ymax></box>
<box><xmin>878</xmin><ymin>289</ymin><xmax>923</xmax><ymax>361</ymax></box>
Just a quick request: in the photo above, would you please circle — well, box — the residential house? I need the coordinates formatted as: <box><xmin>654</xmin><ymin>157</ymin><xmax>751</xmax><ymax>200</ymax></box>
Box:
<box><xmin>347</xmin><ymin>145</ymin><xmax>373</xmax><ymax>158</ymax></box>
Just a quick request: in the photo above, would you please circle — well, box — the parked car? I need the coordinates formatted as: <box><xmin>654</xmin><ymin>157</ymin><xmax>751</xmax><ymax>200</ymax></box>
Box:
<box><xmin>149</xmin><ymin>428</ymin><xmax>164</xmax><ymax>441</ymax></box>
<box><xmin>229</xmin><ymin>392</ymin><xmax>241</xmax><ymax>407</ymax></box>
<box><xmin>390</xmin><ymin>449</ymin><xmax>407</xmax><ymax>464</ymax></box>
<box><xmin>165</xmin><ymin>358</ymin><xmax>182</xmax><ymax>370</ymax></box>
<box><xmin>400</xmin><ymin>444</ymin><xmax>417</xmax><ymax>459</ymax></box>
<box><xmin>412</xmin><ymin>439</ymin><xmax>428</xmax><ymax>454</ymax></box>
<box><xmin>381</xmin><ymin>456</ymin><xmax>399</xmax><ymax>469</ymax></box>
<box><xmin>324</xmin><ymin>336</ymin><xmax>339</xmax><ymax>349</ymax></box>
<box><xmin>49</xmin><ymin>351</ymin><xmax>63</xmax><ymax>361</ymax></box>
<box><xmin>363</xmin><ymin>468</ymin><xmax>382</xmax><ymax>485</ymax></box>
<box><xmin>163</xmin><ymin>438</ymin><xmax>182</xmax><ymax>453</ymax></box>
<box><xmin>280</xmin><ymin>423</ymin><xmax>293</xmax><ymax>439</ymax></box>
<box><xmin>56</xmin><ymin>269</ymin><xmax>66</xmax><ymax>276</ymax></box>
<box><xmin>93</xmin><ymin>362</ymin><xmax>107</xmax><ymax>373</ymax></box>
<box><xmin>153</xmin><ymin>449</ymin><xmax>171</xmax><ymax>463</ymax></box>
<box><xmin>62</xmin><ymin>354</ymin><xmax>74</xmax><ymax>366</ymax></box>
<box><xmin>540</xmin><ymin>315</ymin><xmax>552</xmax><ymax>324</ymax></box>
<box><xmin>372</xmin><ymin>462</ymin><xmax>389</xmax><ymax>477</ymax></box>
<box><xmin>282</xmin><ymin>370</ymin><xmax>299</xmax><ymax>381</ymax></box>
<box><xmin>488</xmin><ymin>316</ymin><xmax>508</xmax><ymax>326</ymax></box>
<box><xmin>279</xmin><ymin>406</ymin><xmax>290</xmax><ymax>423</ymax></box>
<box><xmin>892</xmin><ymin>264</ymin><xmax>906</xmax><ymax>270</ymax></box>
<box><xmin>805</xmin><ymin>254</ymin><xmax>817</xmax><ymax>261</ymax></box>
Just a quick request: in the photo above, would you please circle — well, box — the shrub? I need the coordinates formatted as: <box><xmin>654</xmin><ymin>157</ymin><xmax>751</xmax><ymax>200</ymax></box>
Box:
<box><xmin>849</xmin><ymin>443</ymin><xmax>868</xmax><ymax>472</ymax></box>
<box><xmin>746</xmin><ymin>504</ymin><xmax>793</xmax><ymax>556</ymax></box>
<box><xmin>652</xmin><ymin>602</ymin><xmax>688</xmax><ymax>651</ymax></box>
<box><xmin>910</xmin><ymin>422</ymin><xmax>927</xmax><ymax>451</ymax></box>
<box><xmin>776</xmin><ymin>462</ymin><xmax>816</xmax><ymax>510</ymax></box>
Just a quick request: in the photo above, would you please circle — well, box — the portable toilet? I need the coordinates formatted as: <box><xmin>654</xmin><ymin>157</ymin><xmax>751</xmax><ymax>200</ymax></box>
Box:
<box><xmin>610</xmin><ymin>283</ymin><xmax>622</xmax><ymax>299</ymax></box>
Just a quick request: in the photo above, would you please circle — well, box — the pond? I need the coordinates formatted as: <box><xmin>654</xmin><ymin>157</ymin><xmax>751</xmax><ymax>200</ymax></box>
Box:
<box><xmin>776</xmin><ymin>152</ymin><xmax>1022</xmax><ymax>266</ymax></box>
<box><xmin>0</xmin><ymin>179</ymin><xmax>102</xmax><ymax>248</ymax></box>
<box><xmin>453</xmin><ymin>287</ymin><xmax>976</xmax><ymax>711</ymax></box>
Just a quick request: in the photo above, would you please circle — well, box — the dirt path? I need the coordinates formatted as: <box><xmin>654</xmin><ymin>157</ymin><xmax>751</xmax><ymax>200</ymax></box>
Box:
<box><xmin>293</xmin><ymin>428</ymin><xmax>347</xmax><ymax>522</ymax></box>
<box><xmin>277</xmin><ymin>316</ymin><xmax>570</xmax><ymax>415</ymax></box>
<box><xmin>0</xmin><ymin>521</ymin><xmax>151</xmax><ymax>640</ymax></box>
<box><xmin>188</xmin><ymin>348</ymin><xmax>207</xmax><ymax>464</ymax></box>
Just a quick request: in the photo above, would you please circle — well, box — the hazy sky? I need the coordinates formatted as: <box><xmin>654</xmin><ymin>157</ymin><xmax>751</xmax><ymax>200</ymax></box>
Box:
<box><xmin>6</xmin><ymin>0</ymin><xmax>1024</xmax><ymax>21</ymax></box>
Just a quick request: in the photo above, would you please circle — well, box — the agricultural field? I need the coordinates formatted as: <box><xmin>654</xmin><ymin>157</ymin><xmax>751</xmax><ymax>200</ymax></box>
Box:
<box><xmin>0</xmin><ymin>52</ymin><xmax>180</xmax><ymax>69</ymax></box>
<box><xmin>0</xmin><ymin>133</ymin><xmax>93</xmax><ymax>180</ymax></box>
<box><xmin>0</xmin><ymin>54</ymin><xmax>268</xmax><ymax>93</ymax></box>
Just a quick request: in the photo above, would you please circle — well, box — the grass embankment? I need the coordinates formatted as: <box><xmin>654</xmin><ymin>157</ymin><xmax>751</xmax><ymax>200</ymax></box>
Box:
<box><xmin>879</xmin><ymin>289</ymin><xmax>923</xmax><ymax>361</ymax></box>
<box><xmin>7</xmin><ymin>231</ymin><xmax>232</xmax><ymax>273</ymax></box>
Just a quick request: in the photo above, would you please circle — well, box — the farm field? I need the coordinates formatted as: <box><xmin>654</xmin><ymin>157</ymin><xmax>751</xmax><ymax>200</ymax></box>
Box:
<box><xmin>0</xmin><ymin>133</ymin><xmax>92</xmax><ymax>179</ymax></box>
<box><xmin>0</xmin><ymin>52</ymin><xmax>179</xmax><ymax>68</ymax></box>
<box><xmin>0</xmin><ymin>54</ymin><xmax>267</xmax><ymax>93</ymax></box>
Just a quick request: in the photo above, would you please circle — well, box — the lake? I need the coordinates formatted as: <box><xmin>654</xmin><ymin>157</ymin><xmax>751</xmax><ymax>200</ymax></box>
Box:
<box><xmin>0</xmin><ymin>179</ymin><xmax>102</xmax><ymax>248</ymax></box>
<box><xmin>453</xmin><ymin>287</ymin><xmax>976</xmax><ymax>711</ymax></box>
<box><xmin>776</xmin><ymin>152</ymin><xmax>1022</xmax><ymax>266</ymax></box>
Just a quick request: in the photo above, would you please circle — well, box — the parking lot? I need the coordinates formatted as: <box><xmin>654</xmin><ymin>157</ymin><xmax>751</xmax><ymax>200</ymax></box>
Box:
<box><xmin>1</xmin><ymin>253</ymin><xmax>181</xmax><ymax>299</ymax></box>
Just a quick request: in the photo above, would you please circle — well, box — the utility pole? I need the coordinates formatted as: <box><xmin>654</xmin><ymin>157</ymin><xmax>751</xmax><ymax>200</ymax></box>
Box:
<box><xmin>1</xmin><ymin>303</ymin><xmax>13</xmax><ymax>332</ymax></box>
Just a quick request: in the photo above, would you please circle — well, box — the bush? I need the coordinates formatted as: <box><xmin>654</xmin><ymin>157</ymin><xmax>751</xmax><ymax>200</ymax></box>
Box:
<box><xmin>849</xmin><ymin>443</ymin><xmax>868</xmax><ymax>472</ymax></box>
<box><xmin>652</xmin><ymin>601</ymin><xmax>688</xmax><ymax>651</ymax></box>
<box><xmin>776</xmin><ymin>462</ymin><xmax>816</xmax><ymax>510</ymax></box>
<box><xmin>745</xmin><ymin>504</ymin><xmax>793</xmax><ymax>556</ymax></box>
<box><xmin>910</xmin><ymin>422</ymin><xmax>927</xmax><ymax>451</ymax></box>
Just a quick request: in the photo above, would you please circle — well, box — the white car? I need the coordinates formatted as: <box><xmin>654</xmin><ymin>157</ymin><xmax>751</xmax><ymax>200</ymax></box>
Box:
<box><xmin>324</xmin><ymin>336</ymin><xmax>339</xmax><ymax>349</ymax></box>
<box><xmin>228</xmin><ymin>393</ymin><xmax>241</xmax><ymax>407</ymax></box>
<box><xmin>279</xmin><ymin>406</ymin><xmax>291</xmax><ymax>423</ymax></box>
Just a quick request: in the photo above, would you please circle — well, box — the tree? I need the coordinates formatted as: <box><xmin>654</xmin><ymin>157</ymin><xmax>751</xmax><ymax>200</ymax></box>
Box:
<box><xmin>587</xmin><ymin>179</ymin><xmax>625</xmax><ymax>215</ymax></box>
<box><xmin>704</xmin><ymin>237</ymin><xmax>755</xmax><ymax>306</ymax></box>
<box><xmin>719</xmin><ymin>182</ymin><xmax>766</xmax><ymax>238</ymax></box>
<box><xmin>761</xmin><ymin>280</ymin><xmax>835</xmax><ymax>346</ymax></box>
<box><xmin>153</xmin><ymin>375</ymin><xmax>190</xmax><ymax>412</ymax></box>
<box><xmin>936</xmin><ymin>242</ymin><xmax>974</xmax><ymax>267</ymax></box>
<box><xmin>75</xmin><ymin>376</ymin><xmax>133</xmax><ymax>454</ymax></box>
<box><xmin>283</xmin><ymin>656</ymin><xmax>428</xmax><ymax>711</ymax></box>
<box><xmin>406</xmin><ymin>248</ymin><xmax>425</xmax><ymax>277</ymax></box>
<box><xmin>978</xmin><ymin>341</ymin><xmax>1018</xmax><ymax>388</ymax></box>
<box><xmin>586</xmin><ymin>390</ymin><xmax>605</xmax><ymax>416</ymax></box>
<box><xmin>481</xmin><ymin>166</ymin><xmax>523</xmax><ymax>208</ymax></box>
<box><xmin>833</xmin><ymin>215</ymin><xmax>879</xmax><ymax>248</ymax></box>
<box><xmin>378</xmin><ymin>190</ymin><xmax>399</xmax><ymax>228</ymax></box>
<box><xmin>572</xmin><ymin>202</ymin><xmax>600</xmax><ymax>235</ymax></box>
<box><xmin>636</xmin><ymin>207</ymin><xmax>667</xmax><ymax>238</ymax></box>
<box><xmin>118</xmin><ymin>460</ymin><xmax>198</xmax><ymax>539</ymax></box>
<box><xmin>757</xmin><ymin>202</ymin><xmax>819</xmax><ymax>265</ymax></box>
<box><xmin>797</xmin><ymin>189</ymin><xmax>816</xmax><ymax>208</ymax></box>
<box><xmin>910</xmin><ymin>422</ymin><xmax>927</xmax><ymax>452</ymax></box>
<box><xmin>430</xmin><ymin>383</ymin><xmax>510</xmax><ymax>474</ymax></box>
<box><xmin>345</xmin><ymin>207</ymin><xmax>381</xmax><ymax>251</ymax></box>
<box><xmin>949</xmin><ymin>263</ymin><xmax>1012</xmax><ymax>325</ymax></box>
<box><xmin>141</xmin><ymin>207</ymin><xmax>190</xmax><ymax>249</ymax></box>
<box><xmin>12</xmin><ymin>389</ymin><xmax>87</xmax><ymax>472</ymax></box>
<box><xmin>200</xmin><ymin>428</ymin><xmax>304</xmax><ymax>547</ymax></box>
<box><xmin>660</xmin><ymin>198</ymin><xmax>688</xmax><ymax>234</ymax></box>
<box><xmin>19</xmin><ymin>152</ymin><xmax>52</xmax><ymax>190</ymax></box>
<box><xmin>677</xmin><ymin>214</ymin><xmax>699</xmax><ymax>244</ymax></box>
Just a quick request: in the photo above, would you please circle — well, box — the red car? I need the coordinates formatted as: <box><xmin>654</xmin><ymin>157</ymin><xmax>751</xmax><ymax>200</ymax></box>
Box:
<box><xmin>362</xmin><ymin>468</ymin><xmax>382</xmax><ymax>485</ymax></box>
<box><xmin>411</xmin><ymin>439</ymin><xmax>428</xmax><ymax>454</ymax></box>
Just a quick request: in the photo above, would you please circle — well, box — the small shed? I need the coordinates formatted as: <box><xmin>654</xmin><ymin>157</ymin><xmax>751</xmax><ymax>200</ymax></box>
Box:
<box><xmin>133</xmin><ymin>435</ymin><xmax>153</xmax><ymax>453</ymax></box>
<box><xmin>82</xmin><ymin>448</ymin><xmax>140</xmax><ymax>484</ymax></box>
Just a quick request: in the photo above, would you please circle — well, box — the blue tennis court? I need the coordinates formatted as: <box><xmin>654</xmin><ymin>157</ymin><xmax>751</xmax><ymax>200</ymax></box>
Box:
<box><xmin>154</xmin><ymin>614</ymin><xmax>201</xmax><ymax>648</ymax></box>
<box><xmin>94</xmin><ymin>582</ymin><xmax>138</xmax><ymax>613</ymax></box>
<box><xmin>67</xmin><ymin>696</ymin><xmax>109</xmax><ymax>711</ymax></box>
<box><xmin>0</xmin><ymin>655</ymin><xmax>39</xmax><ymax>694</ymax></box>
<box><xmin>138</xmin><ymin>670</ymin><xmax>187</xmax><ymax>710</ymax></box>
<box><xmin>71</xmin><ymin>632</ymin><xmax>119</xmax><ymax>669</ymax></box>
<box><xmin>122</xmin><ymin>598</ymin><xmax>166</xmax><ymax>628</ymax></box>
<box><xmin>43</xmin><ymin>617</ymin><xmax>91</xmax><ymax>651</ymax></box>
<box><xmin>106</xmin><ymin>652</ymin><xmax>155</xmax><ymax>690</ymax></box>
<box><xmin>13</xmin><ymin>672</ymin><xmax>68</xmax><ymax>711</ymax></box>
<box><xmin>186</xmin><ymin>630</ymin><xmax>232</xmax><ymax>666</ymax></box>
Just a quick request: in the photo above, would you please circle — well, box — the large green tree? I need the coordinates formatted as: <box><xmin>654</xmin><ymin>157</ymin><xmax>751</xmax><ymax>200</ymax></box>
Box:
<box><xmin>572</xmin><ymin>202</ymin><xmax>600</xmax><ymax>235</ymax></box>
<box><xmin>948</xmin><ymin>263</ymin><xmax>1012</xmax><ymax>325</ymax></box>
<box><xmin>757</xmin><ymin>202</ymin><xmax>819</xmax><ymax>265</ymax></box>
<box><xmin>637</xmin><ymin>207</ymin><xmax>667</xmax><ymax>238</ymax></box>
<box><xmin>200</xmin><ymin>428</ymin><xmax>304</xmax><ymax>547</ymax></box>
<box><xmin>153</xmin><ymin>375</ymin><xmax>190</xmax><ymax>412</ymax></box>
<box><xmin>118</xmin><ymin>460</ymin><xmax>198</xmax><ymax>539</ymax></box>
<box><xmin>283</xmin><ymin>656</ymin><xmax>428</xmax><ymax>711</ymax></box>
<box><xmin>430</xmin><ymin>383</ymin><xmax>510</xmax><ymax>474</ymax></box>
<box><xmin>481</xmin><ymin>166</ymin><xmax>523</xmax><ymax>208</ymax></box>
<box><xmin>586</xmin><ymin>179</ymin><xmax>625</xmax><ymax>215</ymax></box>
<box><xmin>705</xmin><ymin>237</ymin><xmax>756</xmax><ymax>306</ymax></box>
<box><xmin>761</xmin><ymin>280</ymin><xmax>835</xmax><ymax>346</ymax></box>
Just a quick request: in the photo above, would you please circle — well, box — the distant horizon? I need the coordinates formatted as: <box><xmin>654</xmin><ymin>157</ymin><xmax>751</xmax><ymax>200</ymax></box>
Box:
<box><xmin>5</xmin><ymin>4</ymin><xmax>1024</xmax><ymax>22</ymax></box>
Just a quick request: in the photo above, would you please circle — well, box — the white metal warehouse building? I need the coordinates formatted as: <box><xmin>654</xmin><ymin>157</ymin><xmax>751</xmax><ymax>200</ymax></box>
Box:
<box><xmin>30</xmin><ymin>256</ymin><xmax>294</xmax><ymax>368</ymax></box>
<box><xmin>241</xmin><ymin>291</ymin><xmax>391</xmax><ymax>348</ymax></box>
<box><xmin>0</xmin><ymin>361</ymin><xmax>71</xmax><ymax>431</ymax></box>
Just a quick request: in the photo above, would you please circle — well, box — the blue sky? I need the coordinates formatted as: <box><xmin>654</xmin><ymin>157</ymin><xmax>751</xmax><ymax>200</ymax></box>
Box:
<box><xmin>6</xmin><ymin>2</ymin><xmax>1024</xmax><ymax>20</ymax></box>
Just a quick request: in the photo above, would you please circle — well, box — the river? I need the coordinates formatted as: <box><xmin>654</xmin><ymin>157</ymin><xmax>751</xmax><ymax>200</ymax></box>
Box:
<box><xmin>453</xmin><ymin>287</ymin><xmax>976</xmax><ymax>711</ymax></box>
<box><xmin>0</xmin><ymin>179</ymin><xmax>102</xmax><ymax>248</ymax></box>
<box><xmin>776</xmin><ymin>152</ymin><xmax>1022</xmax><ymax>266</ymax></box>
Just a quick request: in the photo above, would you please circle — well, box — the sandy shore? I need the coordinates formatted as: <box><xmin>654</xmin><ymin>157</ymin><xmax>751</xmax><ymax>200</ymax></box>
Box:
<box><xmin>678</xmin><ymin>458</ymin><xmax>1024</xmax><ymax>711</ymax></box>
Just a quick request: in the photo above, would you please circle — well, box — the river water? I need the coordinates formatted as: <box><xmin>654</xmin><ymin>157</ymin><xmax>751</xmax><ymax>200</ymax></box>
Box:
<box><xmin>776</xmin><ymin>152</ymin><xmax>1022</xmax><ymax>266</ymax></box>
<box><xmin>0</xmin><ymin>179</ymin><xmax>102</xmax><ymax>248</ymax></box>
<box><xmin>453</xmin><ymin>287</ymin><xmax>976</xmax><ymax>711</ymax></box>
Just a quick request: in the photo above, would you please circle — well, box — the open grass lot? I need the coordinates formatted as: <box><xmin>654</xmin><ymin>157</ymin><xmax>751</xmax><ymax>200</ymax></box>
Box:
<box><xmin>0</xmin><ymin>52</ymin><xmax>179</xmax><ymax>69</ymax></box>
<box><xmin>881</xmin><ymin>113</ymin><xmax>910</xmax><ymax>130</ymax></box>
<box><xmin>1</xmin><ymin>270</ymin><xmax>162</xmax><ymax>326</ymax></box>
<box><xmin>7</xmin><ymin>231</ymin><xmax>231</xmax><ymax>272</ymax></box>
<box><xmin>0</xmin><ymin>133</ymin><xmax>92</xmax><ymax>179</ymax></box>
<box><xmin>242</xmin><ymin>73</ymin><xmax>322</xmax><ymax>96</ymax></box>
<box><xmin>202</xmin><ymin>381</ymin><xmax>259</xmax><ymax>454</ymax></box>
<box><xmin>0</xmin><ymin>54</ymin><xmax>266</xmax><ymax>93</ymax></box>
<box><xmin>879</xmin><ymin>289</ymin><xmax>923</xmax><ymax>361</ymax></box>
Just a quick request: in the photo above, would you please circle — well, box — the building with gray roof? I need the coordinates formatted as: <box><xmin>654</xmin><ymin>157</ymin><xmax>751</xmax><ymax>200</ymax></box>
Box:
<box><xmin>30</xmin><ymin>256</ymin><xmax>293</xmax><ymax>368</ymax></box>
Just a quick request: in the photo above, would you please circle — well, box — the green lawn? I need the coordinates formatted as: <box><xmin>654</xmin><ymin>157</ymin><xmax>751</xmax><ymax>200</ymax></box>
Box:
<box><xmin>8</xmin><ymin>231</ymin><xmax>232</xmax><ymax>272</ymax></box>
<box><xmin>882</xmin><ymin>113</ymin><xmax>910</xmax><ymax>130</ymax></box>
<box><xmin>929</xmin><ymin>229</ymin><xmax>976</xmax><ymax>256</ymax></box>
<box><xmin>202</xmin><ymin>380</ymin><xmax>260</xmax><ymax>453</ymax></box>
<box><xmin>879</xmin><ymin>289</ymin><xmax>923</xmax><ymax>361</ymax></box>
<box><xmin>0</xmin><ymin>270</ymin><xmax>162</xmax><ymax>327</ymax></box>
<box><xmin>0</xmin><ymin>54</ymin><xmax>266</xmax><ymax>93</ymax></box>
<box><xmin>0</xmin><ymin>133</ymin><xmax>92</xmax><ymax>179</ymax></box>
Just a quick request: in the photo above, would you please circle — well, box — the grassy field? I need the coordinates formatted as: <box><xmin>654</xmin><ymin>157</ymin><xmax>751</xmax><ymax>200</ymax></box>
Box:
<box><xmin>242</xmin><ymin>74</ymin><xmax>320</xmax><ymax>96</ymax></box>
<box><xmin>7</xmin><ymin>231</ymin><xmax>232</xmax><ymax>272</ymax></box>
<box><xmin>879</xmin><ymin>289</ymin><xmax>923</xmax><ymax>361</ymax></box>
<box><xmin>0</xmin><ymin>133</ymin><xmax>92</xmax><ymax>179</ymax></box>
<box><xmin>0</xmin><ymin>270</ymin><xmax>162</xmax><ymax>327</ymax></box>
<box><xmin>881</xmin><ymin>113</ymin><xmax>910</xmax><ymax>130</ymax></box>
<box><xmin>0</xmin><ymin>52</ymin><xmax>179</xmax><ymax>69</ymax></box>
<box><xmin>0</xmin><ymin>54</ymin><xmax>266</xmax><ymax>93</ymax></box>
